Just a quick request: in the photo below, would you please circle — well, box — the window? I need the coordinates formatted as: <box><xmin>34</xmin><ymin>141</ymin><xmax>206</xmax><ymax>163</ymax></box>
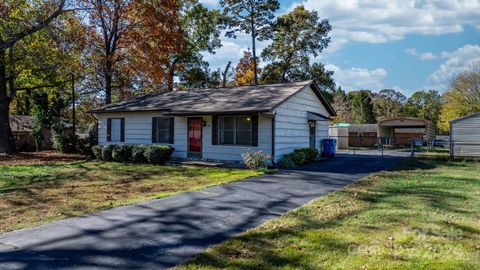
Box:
<box><xmin>357</xmin><ymin>132</ymin><xmax>364</xmax><ymax>138</ymax></box>
<box><xmin>107</xmin><ymin>118</ymin><xmax>124</xmax><ymax>142</ymax></box>
<box><xmin>219</xmin><ymin>116</ymin><xmax>252</xmax><ymax>146</ymax></box>
<box><xmin>156</xmin><ymin>118</ymin><xmax>170</xmax><ymax>143</ymax></box>
<box><xmin>152</xmin><ymin>117</ymin><xmax>174</xmax><ymax>144</ymax></box>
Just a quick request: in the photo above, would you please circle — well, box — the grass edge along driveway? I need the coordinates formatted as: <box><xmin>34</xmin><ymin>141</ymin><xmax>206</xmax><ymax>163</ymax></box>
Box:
<box><xmin>178</xmin><ymin>158</ymin><xmax>480</xmax><ymax>270</ymax></box>
<box><xmin>0</xmin><ymin>161</ymin><xmax>262</xmax><ymax>234</ymax></box>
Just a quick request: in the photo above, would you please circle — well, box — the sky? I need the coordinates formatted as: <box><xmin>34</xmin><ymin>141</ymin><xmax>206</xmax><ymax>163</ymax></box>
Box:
<box><xmin>199</xmin><ymin>0</ymin><xmax>480</xmax><ymax>96</ymax></box>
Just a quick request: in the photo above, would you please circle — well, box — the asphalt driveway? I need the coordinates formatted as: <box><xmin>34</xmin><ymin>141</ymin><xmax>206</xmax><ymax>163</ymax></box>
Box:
<box><xmin>0</xmin><ymin>154</ymin><xmax>401</xmax><ymax>269</ymax></box>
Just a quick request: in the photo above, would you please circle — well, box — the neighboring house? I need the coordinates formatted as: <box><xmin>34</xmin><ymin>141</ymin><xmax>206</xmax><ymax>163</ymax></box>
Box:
<box><xmin>450</xmin><ymin>112</ymin><xmax>480</xmax><ymax>158</ymax></box>
<box><xmin>348</xmin><ymin>124</ymin><xmax>378</xmax><ymax>146</ymax></box>
<box><xmin>90</xmin><ymin>81</ymin><xmax>336</xmax><ymax>163</ymax></box>
<box><xmin>10</xmin><ymin>115</ymin><xmax>35</xmax><ymax>149</ymax></box>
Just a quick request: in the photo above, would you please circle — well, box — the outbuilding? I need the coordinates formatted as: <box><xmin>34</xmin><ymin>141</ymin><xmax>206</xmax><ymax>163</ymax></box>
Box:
<box><xmin>449</xmin><ymin>112</ymin><xmax>480</xmax><ymax>158</ymax></box>
<box><xmin>90</xmin><ymin>81</ymin><xmax>336</xmax><ymax>163</ymax></box>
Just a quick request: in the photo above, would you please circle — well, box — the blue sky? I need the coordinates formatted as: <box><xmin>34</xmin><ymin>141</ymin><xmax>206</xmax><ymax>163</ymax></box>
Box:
<box><xmin>200</xmin><ymin>0</ymin><xmax>480</xmax><ymax>96</ymax></box>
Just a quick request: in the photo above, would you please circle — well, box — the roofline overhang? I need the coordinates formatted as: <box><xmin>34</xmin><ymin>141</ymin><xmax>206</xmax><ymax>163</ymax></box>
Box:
<box><xmin>449</xmin><ymin>111</ymin><xmax>480</xmax><ymax>124</ymax></box>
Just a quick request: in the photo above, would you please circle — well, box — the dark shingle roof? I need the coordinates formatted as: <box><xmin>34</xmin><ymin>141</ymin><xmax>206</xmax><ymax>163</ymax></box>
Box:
<box><xmin>90</xmin><ymin>81</ymin><xmax>336</xmax><ymax>116</ymax></box>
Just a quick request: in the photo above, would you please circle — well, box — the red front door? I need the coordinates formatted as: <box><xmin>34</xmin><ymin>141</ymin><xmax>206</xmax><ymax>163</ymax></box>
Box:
<box><xmin>188</xmin><ymin>118</ymin><xmax>202</xmax><ymax>156</ymax></box>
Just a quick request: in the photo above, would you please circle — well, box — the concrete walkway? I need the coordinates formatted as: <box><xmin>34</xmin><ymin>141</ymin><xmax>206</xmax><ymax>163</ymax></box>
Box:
<box><xmin>0</xmin><ymin>154</ymin><xmax>401</xmax><ymax>269</ymax></box>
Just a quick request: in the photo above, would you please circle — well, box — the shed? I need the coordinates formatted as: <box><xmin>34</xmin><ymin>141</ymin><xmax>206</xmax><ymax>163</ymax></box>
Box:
<box><xmin>378</xmin><ymin>118</ymin><xmax>434</xmax><ymax>146</ymax></box>
<box><xmin>449</xmin><ymin>112</ymin><xmax>480</xmax><ymax>158</ymax></box>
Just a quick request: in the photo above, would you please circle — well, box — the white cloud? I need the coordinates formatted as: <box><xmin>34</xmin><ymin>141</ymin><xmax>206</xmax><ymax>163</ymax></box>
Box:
<box><xmin>420</xmin><ymin>52</ymin><xmax>439</xmax><ymax>60</ymax></box>
<box><xmin>291</xmin><ymin>0</ymin><xmax>480</xmax><ymax>51</ymax></box>
<box><xmin>199</xmin><ymin>0</ymin><xmax>218</xmax><ymax>7</ymax></box>
<box><xmin>325</xmin><ymin>64</ymin><xmax>388</xmax><ymax>90</ymax></box>
<box><xmin>404</xmin><ymin>48</ymin><xmax>417</xmax><ymax>56</ymax></box>
<box><xmin>427</xmin><ymin>44</ymin><xmax>480</xmax><ymax>90</ymax></box>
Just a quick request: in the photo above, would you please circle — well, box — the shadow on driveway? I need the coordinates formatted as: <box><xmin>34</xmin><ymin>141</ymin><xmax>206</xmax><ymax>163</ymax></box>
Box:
<box><xmin>0</xmin><ymin>154</ymin><xmax>401</xmax><ymax>269</ymax></box>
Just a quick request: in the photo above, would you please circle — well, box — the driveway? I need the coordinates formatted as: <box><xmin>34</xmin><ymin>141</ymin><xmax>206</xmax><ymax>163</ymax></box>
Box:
<box><xmin>0</xmin><ymin>154</ymin><xmax>401</xmax><ymax>269</ymax></box>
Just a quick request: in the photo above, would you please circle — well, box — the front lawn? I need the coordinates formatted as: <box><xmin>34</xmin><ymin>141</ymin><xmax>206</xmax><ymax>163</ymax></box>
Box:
<box><xmin>0</xmin><ymin>162</ymin><xmax>261</xmax><ymax>233</ymax></box>
<box><xmin>179</xmin><ymin>159</ymin><xmax>480</xmax><ymax>269</ymax></box>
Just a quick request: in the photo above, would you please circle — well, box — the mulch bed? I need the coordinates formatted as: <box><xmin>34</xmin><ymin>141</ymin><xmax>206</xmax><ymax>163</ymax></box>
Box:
<box><xmin>0</xmin><ymin>151</ymin><xmax>87</xmax><ymax>166</ymax></box>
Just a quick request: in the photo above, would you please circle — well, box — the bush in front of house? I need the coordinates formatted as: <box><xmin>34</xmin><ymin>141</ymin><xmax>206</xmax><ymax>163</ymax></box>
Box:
<box><xmin>294</xmin><ymin>148</ymin><xmax>319</xmax><ymax>163</ymax></box>
<box><xmin>131</xmin><ymin>144</ymin><xmax>148</xmax><ymax>163</ymax></box>
<box><xmin>278</xmin><ymin>155</ymin><xmax>296</xmax><ymax>169</ymax></box>
<box><xmin>278</xmin><ymin>147</ymin><xmax>319</xmax><ymax>169</ymax></box>
<box><xmin>144</xmin><ymin>145</ymin><xmax>175</xmax><ymax>164</ymax></box>
<box><xmin>101</xmin><ymin>144</ymin><xmax>115</xmax><ymax>161</ymax></box>
<box><xmin>112</xmin><ymin>144</ymin><xmax>133</xmax><ymax>163</ymax></box>
<box><xmin>92</xmin><ymin>145</ymin><xmax>103</xmax><ymax>160</ymax></box>
<box><xmin>242</xmin><ymin>150</ymin><xmax>271</xmax><ymax>170</ymax></box>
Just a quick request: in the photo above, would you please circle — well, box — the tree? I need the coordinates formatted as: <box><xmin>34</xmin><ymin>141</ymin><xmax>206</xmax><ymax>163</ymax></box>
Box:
<box><xmin>349</xmin><ymin>90</ymin><xmax>376</xmax><ymax>124</ymax></box>
<box><xmin>177</xmin><ymin>59</ymin><xmax>221</xmax><ymax>89</ymax></box>
<box><xmin>373</xmin><ymin>89</ymin><xmax>406</xmax><ymax>120</ymax></box>
<box><xmin>165</xmin><ymin>0</ymin><xmax>223</xmax><ymax>91</ymax></box>
<box><xmin>439</xmin><ymin>65</ymin><xmax>480</xmax><ymax>133</ymax></box>
<box><xmin>261</xmin><ymin>5</ymin><xmax>331</xmax><ymax>83</ymax></box>
<box><xmin>127</xmin><ymin>0</ymin><xmax>184</xmax><ymax>93</ymax></box>
<box><xmin>221</xmin><ymin>0</ymin><xmax>279</xmax><ymax>85</ymax></box>
<box><xmin>0</xmin><ymin>0</ymin><xmax>67</xmax><ymax>153</ymax></box>
<box><xmin>405</xmin><ymin>90</ymin><xmax>442</xmax><ymax>130</ymax></box>
<box><xmin>234</xmin><ymin>50</ymin><xmax>261</xmax><ymax>86</ymax></box>
<box><xmin>83</xmin><ymin>0</ymin><xmax>135</xmax><ymax>104</ymax></box>
<box><xmin>331</xmin><ymin>87</ymin><xmax>351</xmax><ymax>124</ymax></box>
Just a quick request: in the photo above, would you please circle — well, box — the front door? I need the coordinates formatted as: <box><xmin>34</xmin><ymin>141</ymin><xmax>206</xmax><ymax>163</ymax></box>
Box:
<box><xmin>188</xmin><ymin>118</ymin><xmax>202</xmax><ymax>158</ymax></box>
<box><xmin>309</xmin><ymin>120</ymin><xmax>316</xmax><ymax>148</ymax></box>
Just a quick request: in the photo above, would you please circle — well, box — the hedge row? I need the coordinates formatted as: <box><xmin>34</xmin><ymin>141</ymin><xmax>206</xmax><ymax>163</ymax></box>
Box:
<box><xmin>278</xmin><ymin>147</ymin><xmax>319</xmax><ymax>169</ymax></box>
<box><xmin>92</xmin><ymin>144</ymin><xmax>175</xmax><ymax>164</ymax></box>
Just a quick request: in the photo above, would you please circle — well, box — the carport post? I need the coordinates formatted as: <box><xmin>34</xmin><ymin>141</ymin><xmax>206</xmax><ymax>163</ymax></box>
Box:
<box><xmin>410</xmin><ymin>140</ymin><xmax>414</xmax><ymax>158</ymax></box>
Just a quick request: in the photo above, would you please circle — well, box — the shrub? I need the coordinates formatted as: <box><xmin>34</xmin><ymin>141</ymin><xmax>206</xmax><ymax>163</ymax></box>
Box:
<box><xmin>92</xmin><ymin>145</ymin><xmax>103</xmax><ymax>160</ymax></box>
<box><xmin>278</xmin><ymin>155</ymin><xmax>296</xmax><ymax>169</ymax></box>
<box><xmin>131</xmin><ymin>144</ymin><xmax>148</xmax><ymax>163</ymax></box>
<box><xmin>144</xmin><ymin>145</ymin><xmax>175</xmax><ymax>164</ymax></box>
<box><xmin>242</xmin><ymin>150</ymin><xmax>271</xmax><ymax>170</ymax></box>
<box><xmin>112</xmin><ymin>144</ymin><xmax>133</xmax><ymax>163</ymax></box>
<box><xmin>294</xmin><ymin>148</ymin><xmax>319</xmax><ymax>163</ymax></box>
<box><xmin>101</xmin><ymin>144</ymin><xmax>115</xmax><ymax>161</ymax></box>
<box><xmin>289</xmin><ymin>151</ymin><xmax>307</xmax><ymax>166</ymax></box>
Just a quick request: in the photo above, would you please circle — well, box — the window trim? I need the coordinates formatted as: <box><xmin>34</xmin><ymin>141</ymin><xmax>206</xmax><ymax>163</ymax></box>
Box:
<box><xmin>218</xmin><ymin>115</ymin><xmax>253</xmax><ymax>146</ymax></box>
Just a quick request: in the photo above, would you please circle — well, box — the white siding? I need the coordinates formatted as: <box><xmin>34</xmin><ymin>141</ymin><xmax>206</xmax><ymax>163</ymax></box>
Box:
<box><xmin>274</xmin><ymin>85</ymin><xmax>331</xmax><ymax>162</ymax></box>
<box><xmin>451</xmin><ymin>114</ymin><xmax>480</xmax><ymax>157</ymax></box>
<box><xmin>96</xmin><ymin>112</ymin><xmax>272</xmax><ymax>161</ymax></box>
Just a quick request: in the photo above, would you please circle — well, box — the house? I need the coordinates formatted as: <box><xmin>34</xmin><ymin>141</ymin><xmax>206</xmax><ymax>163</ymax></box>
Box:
<box><xmin>449</xmin><ymin>112</ymin><xmax>480</xmax><ymax>158</ymax></box>
<box><xmin>348</xmin><ymin>124</ymin><xmax>378</xmax><ymax>146</ymax></box>
<box><xmin>90</xmin><ymin>81</ymin><xmax>336</xmax><ymax>163</ymax></box>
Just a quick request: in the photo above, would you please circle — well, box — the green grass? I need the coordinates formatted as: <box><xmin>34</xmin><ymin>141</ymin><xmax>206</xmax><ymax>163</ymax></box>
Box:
<box><xmin>178</xmin><ymin>159</ymin><xmax>480</xmax><ymax>270</ymax></box>
<box><xmin>0</xmin><ymin>161</ymin><xmax>261</xmax><ymax>233</ymax></box>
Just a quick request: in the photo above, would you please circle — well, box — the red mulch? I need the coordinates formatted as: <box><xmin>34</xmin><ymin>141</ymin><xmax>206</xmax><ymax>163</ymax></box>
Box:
<box><xmin>0</xmin><ymin>151</ymin><xmax>87</xmax><ymax>166</ymax></box>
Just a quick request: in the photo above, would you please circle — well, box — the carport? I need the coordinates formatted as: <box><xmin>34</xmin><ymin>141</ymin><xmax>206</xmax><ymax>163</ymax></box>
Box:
<box><xmin>378</xmin><ymin>118</ymin><xmax>435</xmax><ymax>146</ymax></box>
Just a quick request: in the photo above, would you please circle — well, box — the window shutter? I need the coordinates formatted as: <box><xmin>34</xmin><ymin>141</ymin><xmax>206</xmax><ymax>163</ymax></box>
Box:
<box><xmin>212</xmin><ymin>115</ymin><xmax>218</xmax><ymax>145</ymax></box>
<box><xmin>152</xmin><ymin>117</ymin><xmax>157</xmax><ymax>143</ymax></box>
<box><xmin>120</xmin><ymin>118</ymin><xmax>125</xmax><ymax>142</ymax></box>
<box><xmin>168</xmin><ymin>117</ymin><xmax>175</xmax><ymax>144</ymax></box>
<box><xmin>107</xmin><ymin>118</ymin><xmax>112</xmax><ymax>142</ymax></box>
<box><xmin>251</xmin><ymin>114</ymin><xmax>258</xmax><ymax>146</ymax></box>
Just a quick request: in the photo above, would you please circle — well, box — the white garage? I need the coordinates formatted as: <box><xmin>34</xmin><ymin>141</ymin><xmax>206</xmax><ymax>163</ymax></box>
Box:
<box><xmin>449</xmin><ymin>112</ymin><xmax>480</xmax><ymax>158</ymax></box>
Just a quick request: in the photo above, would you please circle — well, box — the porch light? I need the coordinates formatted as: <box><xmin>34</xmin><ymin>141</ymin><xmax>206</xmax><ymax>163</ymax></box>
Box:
<box><xmin>246</xmin><ymin>117</ymin><xmax>251</xmax><ymax>122</ymax></box>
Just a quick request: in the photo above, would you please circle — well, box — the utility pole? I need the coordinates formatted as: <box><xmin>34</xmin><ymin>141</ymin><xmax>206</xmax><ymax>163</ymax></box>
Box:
<box><xmin>71</xmin><ymin>74</ymin><xmax>76</xmax><ymax>147</ymax></box>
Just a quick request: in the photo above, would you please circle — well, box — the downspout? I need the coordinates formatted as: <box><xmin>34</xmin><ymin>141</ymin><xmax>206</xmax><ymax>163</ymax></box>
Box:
<box><xmin>271</xmin><ymin>111</ymin><xmax>276</xmax><ymax>165</ymax></box>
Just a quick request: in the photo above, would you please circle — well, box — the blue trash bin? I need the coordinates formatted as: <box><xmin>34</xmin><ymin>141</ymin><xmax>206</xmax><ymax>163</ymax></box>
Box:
<box><xmin>321</xmin><ymin>139</ymin><xmax>337</xmax><ymax>158</ymax></box>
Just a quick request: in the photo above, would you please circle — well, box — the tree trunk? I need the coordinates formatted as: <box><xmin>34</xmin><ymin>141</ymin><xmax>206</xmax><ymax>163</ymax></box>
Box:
<box><xmin>250</xmin><ymin>18</ymin><xmax>258</xmax><ymax>85</ymax></box>
<box><xmin>105</xmin><ymin>58</ymin><xmax>112</xmax><ymax>104</ymax></box>
<box><xmin>0</xmin><ymin>48</ymin><xmax>15</xmax><ymax>153</ymax></box>
<box><xmin>167</xmin><ymin>62</ymin><xmax>175</xmax><ymax>91</ymax></box>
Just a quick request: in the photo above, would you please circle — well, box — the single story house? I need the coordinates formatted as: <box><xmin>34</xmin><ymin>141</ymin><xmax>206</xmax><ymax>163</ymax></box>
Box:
<box><xmin>90</xmin><ymin>81</ymin><xmax>336</xmax><ymax>163</ymax></box>
<box><xmin>450</xmin><ymin>112</ymin><xmax>480</xmax><ymax>158</ymax></box>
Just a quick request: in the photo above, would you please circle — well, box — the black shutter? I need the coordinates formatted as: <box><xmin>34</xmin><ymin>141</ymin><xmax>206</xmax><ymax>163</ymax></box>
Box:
<box><xmin>120</xmin><ymin>118</ymin><xmax>125</xmax><ymax>142</ymax></box>
<box><xmin>152</xmin><ymin>117</ymin><xmax>157</xmax><ymax>143</ymax></box>
<box><xmin>212</xmin><ymin>115</ymin><xmax>218</xmax><ymax>145</ymax></box>
<box><xmin>107</xmin><ymin>118</ymin><xmax>112</xmax><ymax>142</ymax></box>
<box><xmin>168</xmin><ymin>117</ymin><xmax>175</xmax><ymax>144</ymax></box>
<box><xmin>251</xmin><ymin>114</ymin><xmax>258</xmax><ymax>146</ymax></box>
